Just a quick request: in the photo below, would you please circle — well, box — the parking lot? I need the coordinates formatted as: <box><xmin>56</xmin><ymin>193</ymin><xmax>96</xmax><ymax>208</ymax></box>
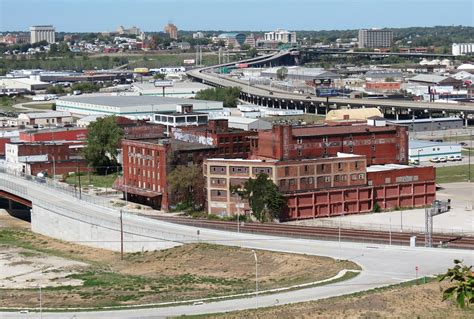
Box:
<box><xmin>288</xmin><ymin>182</ymin><xmax>474</xmax><ymax>235</ymax></box>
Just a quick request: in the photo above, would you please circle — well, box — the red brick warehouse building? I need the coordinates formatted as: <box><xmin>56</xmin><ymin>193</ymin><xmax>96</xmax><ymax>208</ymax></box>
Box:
<box><xmin>114</xmin><ymin>119</ymin><xmax>257</xmax><ymax>210</ymax></box>
<box><xmin>204</xmin><ymin>118</ymin><xmax>433</xmax><ymax>221</ymax></box>
<box><xmin>250</xmin><ymin>119</ymin><xmax>408</xmax><ymax>165</ymax></box>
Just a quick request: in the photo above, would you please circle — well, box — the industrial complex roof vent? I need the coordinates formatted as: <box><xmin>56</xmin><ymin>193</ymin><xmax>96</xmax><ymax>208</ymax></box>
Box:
<box><xmin>176</xmin><ymin>104</ymin><xmax>193</xmax><ymax>114</ymax></box>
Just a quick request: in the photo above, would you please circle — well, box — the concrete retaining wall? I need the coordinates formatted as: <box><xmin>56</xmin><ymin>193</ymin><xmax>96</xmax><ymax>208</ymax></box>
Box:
<box><xmin>31</xmin><ymin>202</ymin><xmax>184</xmax><ymax>252</ymax></box>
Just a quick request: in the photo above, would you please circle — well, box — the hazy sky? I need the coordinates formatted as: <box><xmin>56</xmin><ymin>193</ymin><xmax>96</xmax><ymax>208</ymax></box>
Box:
<box><xmin>1</xmin><ymin>0</ymin><xmax>473</xmax><ymax>32</ymax></box>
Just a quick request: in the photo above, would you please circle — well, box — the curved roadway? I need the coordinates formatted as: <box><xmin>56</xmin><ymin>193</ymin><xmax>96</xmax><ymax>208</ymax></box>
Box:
<box><xmin>0</xmin><ymin>173</ymin><xmax>473</xmax><ymax>318</ymax></box>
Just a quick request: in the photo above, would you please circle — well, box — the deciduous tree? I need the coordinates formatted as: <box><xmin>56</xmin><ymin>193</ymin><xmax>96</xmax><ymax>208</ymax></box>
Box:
<box><xmin>231</xmin><ymin>173</ymin><xmax>286</xmax><ymax>222</ymax></box>
<box><xmin>83</xmin><ymin>116</ymin><xmax>123</xmax><ymax>175</ymax></box>
<box><xmin>167</xmin><ymin>165</ymin><xmax>205</xmax><ymax>210</ymax></box>
<box><xmin>439</xmin><ymin>259</ymin><xmax>474</xmax><ymax>308</ymax></box>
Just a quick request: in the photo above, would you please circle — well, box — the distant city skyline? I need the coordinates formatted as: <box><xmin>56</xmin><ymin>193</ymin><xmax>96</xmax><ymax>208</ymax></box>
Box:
<box><xmin>1</xmin><ymin>0</ymin><xmax>472</xmax><ymax>32</ymax></box>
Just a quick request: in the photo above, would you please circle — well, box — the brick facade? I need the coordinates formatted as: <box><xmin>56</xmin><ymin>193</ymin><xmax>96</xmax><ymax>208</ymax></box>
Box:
<box><xmin>251</xmin><ymin>123</ymin><xmax>408</xmax><ymax>166</ymax></box>
<box><xmin>204</xmin><ymin>157</ymin><xmax>435</xmax><ymax>220</ymax></box>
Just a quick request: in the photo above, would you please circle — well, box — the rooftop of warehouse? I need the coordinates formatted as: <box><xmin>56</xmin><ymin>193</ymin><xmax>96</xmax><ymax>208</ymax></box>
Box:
<box><xmin>57</xmin><ymin>94</ymin><xmax>222</xmax><ymax>108</ymax></box>
<box><xmin>409</xmin><ymin>139</ymin><xmax>460</xmax><ymax>148</ymax></box>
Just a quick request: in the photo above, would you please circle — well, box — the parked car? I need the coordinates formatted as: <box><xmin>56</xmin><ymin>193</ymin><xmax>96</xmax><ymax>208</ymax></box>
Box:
<box><xmin>454</xmin><ymin>154</ymin><xmax>462</xmax><ymax>161</ymax></box>
<box><xmin>409</xmin><ymin>158</ymin><xmax>420</xmax><ymax>165</ymax></box>
<box><xmin>447</xmin><ymin>155</ymin><xmax>456</xmax><ymax>161</ymax></box>
<box><xmin>430</xmin><ymin>157</ymin><xmax>440</xmax><ymax>163</ymax></box>
<box><xmin>439</xmin><ymin>156</ymin><xmax>447</xmax><ymax>163</ymax></box>
<box><xmin>459</xmin><ymin>142</ymin><xmax>468</xmax><ymax>146</ymax></box>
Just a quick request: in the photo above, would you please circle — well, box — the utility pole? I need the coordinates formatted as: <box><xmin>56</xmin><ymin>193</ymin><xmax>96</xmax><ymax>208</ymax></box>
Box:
<box><xmin>38</xmin><ymin>285</ymin><xmax>42</xmax><ymax>319</ymax></box>
<box><xmin>120</xmin><ymin>209</ymin><xmax>124</xmax><ymax>260</ymax></box>
<box><xmin>251</xmin><ymin>250</ymin><xmax>258</xmax><ymax>309</ymax></box>
<box><xmin>77</xmin><ymin>165</ymin><xmax>82</xmax><ymax>200</ymax></box>
<box><xmin>469</xmin><ymin>129</ymin><xmax>472</xmax><ymax>183</ymax></box>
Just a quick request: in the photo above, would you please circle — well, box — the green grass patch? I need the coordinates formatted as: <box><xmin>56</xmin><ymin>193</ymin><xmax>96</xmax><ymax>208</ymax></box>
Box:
<box><xmin>436</xmin><ymin>164</ymin><xmax>473</xmax><ymax>183</ymax></box>
<box><xmin>26</xmin><ymin>103</ymin><xmax>54</xmax><ymax>110</ymax></box>
<box><xmin>63</xmin><ymin>172</ymin><xmax>118</xmax><ymax>188</ymax></box>
<box><xmin>0</xmin><ymin>96</ymin><xmax>30</xmax><ymax>112</ymax></box>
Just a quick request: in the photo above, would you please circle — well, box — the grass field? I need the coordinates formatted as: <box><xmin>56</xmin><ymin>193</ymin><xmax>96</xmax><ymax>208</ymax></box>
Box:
<box><xmin>63</xmin><ymin>172</ymin><xmax>119</xmax><ymax>188</ymax></box>
<box><xmin>436</xmin><ymin>164</ymin><xmax>473</xmax><ymax>183</ymax></box>
<box><xmin>0</xmin><ymin>212</ymin><xmax>360</xmax><ymax>309</ymax></box>
<box><xmin>199</xmin><ymin>278</ymin><xmax>474</xmax><ymax>319</ymax></box>
<box><xmin>0</xmin><ymin>96</ymin><xmax>30</xmax><ymax>112</ymax></box>
<box><xmin>25</xmin><ymin>103</ymin><xmax>54</xmax><ymax>110</ymax></box>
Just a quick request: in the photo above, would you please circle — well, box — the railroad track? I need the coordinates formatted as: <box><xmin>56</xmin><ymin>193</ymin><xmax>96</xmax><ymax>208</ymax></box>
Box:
<box><xmin>141</xmin><ymin>215</ymin><xmax>474</xmax><ymax>250</ymax></box>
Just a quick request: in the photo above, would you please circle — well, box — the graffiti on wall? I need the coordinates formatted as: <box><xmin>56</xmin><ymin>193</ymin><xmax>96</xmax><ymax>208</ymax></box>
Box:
<box><xmin>172</xmin><ymin>128</ymin><xmax>215</xmax><ymax>146</ymax></box>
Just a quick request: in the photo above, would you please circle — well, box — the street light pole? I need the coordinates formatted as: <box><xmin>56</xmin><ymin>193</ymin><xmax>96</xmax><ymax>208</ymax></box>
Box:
<box><xmin>400</xmin><ymin>209</ymin><xmax>403</xmax><ymax>232</ymax></box>
<box><xmin>38</xmin><ymin>285</ymin><xmax>42</xmax><ymax>319</ymax></box>
<box><xmin>237</xmin><ymin>196</ymin><xmax>240</xmax><ymax>233</ymax></box>
<box><xmin>389</xmin><ymin>216</ymin><xmax>392</xmax><ymax>245</ymax></box>
<box><xmin>251</xmin><ymin>249</ymin><xmax>258</xmax><ymax>309</ymax></box>
<box><xmin>120</xmin><ymin>209</ymin><xmax>124</xmax><ymax>260</ymax></box>
<box><xmin>469</xmin><ymin>129</ymin><xmax>472</xmax><ymax>183</ymax></box>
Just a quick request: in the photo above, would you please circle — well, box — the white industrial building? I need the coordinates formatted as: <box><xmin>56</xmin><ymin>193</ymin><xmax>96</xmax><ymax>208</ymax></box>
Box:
<box><xmin>0</xmin><ymin>77</ymin><xmax>49</xmax><ymax>91</ymax></box>
<box><xmin>56</xmin><ymin>95</ymin><xmax>224</xmax><ymax>119</ymax></box>
<box><xmin>16</xmin><ymin>111</ymin><xmax>73</xmax><ymax>126</ymax></box>
<box><xmin>30</xmin><ymin>25</ymin><xmax>55</xmax><ymax>44</ymax></box>
<box><xmin>132</xmin><ymin>81</ymin><xmax>210</xmax><ymax>98</ymax></box>
<box><xmin>409</xmin><ymin>140</ymin><xmax>462</xmax><ymax>162</ymax></box>
<box><xmin>237</xmin><ymin>105</ymin><xmax>303</xmax><ymax>118</ymax></box>
<box><xmin>264</xmin><ymin>29</ymin><xmax>297</xmax><ymax>44</ymax></box>
<box><xmin>452</xmin><ymin>43</ymin><xmax>474</xmax><ymax>56</ymax></box>
<box><xmin>215</xmin><ymin>116</ymin><xmax>271</xmax><ymax>131</ymax></box>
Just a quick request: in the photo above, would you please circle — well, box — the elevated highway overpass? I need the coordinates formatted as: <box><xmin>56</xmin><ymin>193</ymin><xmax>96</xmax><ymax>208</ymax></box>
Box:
<box><xmin>188</xmin><ymin>52</ymin><xmax>474</xmax><ymax>121</ymax></box>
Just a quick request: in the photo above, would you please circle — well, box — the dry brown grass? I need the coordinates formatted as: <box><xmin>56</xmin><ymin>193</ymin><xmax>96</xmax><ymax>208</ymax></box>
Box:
<box><xmin>204</xmin><ymin>280</ymin><xmax>474</xmax><ymax>319</ymax></box>
<box><xmin>0</xmin><ymin>211</ymin><xmax>359</xmax><ymax>308</ymax></box>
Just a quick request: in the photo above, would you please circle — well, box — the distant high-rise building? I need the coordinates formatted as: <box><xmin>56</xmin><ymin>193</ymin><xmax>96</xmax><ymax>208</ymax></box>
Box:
<box><xmin>358</xmin><ymin>29</ymin><xmax>393</xmax><ymax>48</ymax></box>
<box><xmin>30</xmin><ymin>25</ymin><xmax>55</xmax><ymax>44</ymax></box>
<box><xmin>164</xmin><ymin>23</ymin><xmax>178</xmax><ymax>40</ymax></box>
<box><xmin>452</xmin><ymin>43</ymin><xmax>474</xmax><ymax>56</ymax></box>
<box><xmin>244</xmin><ymin>33</ymin><xmax>258</xmax><ymax>47</ymax></box>
<box><xmin>264</xmin><ymin>29</ymin><xmax>297</xmax><ymax>44</ymax></box>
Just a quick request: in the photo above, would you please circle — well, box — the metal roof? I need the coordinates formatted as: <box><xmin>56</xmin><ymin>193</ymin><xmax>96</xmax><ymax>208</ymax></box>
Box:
<box><xmin>408</xmin><ymin>74</ymin><xmax>450</xmax><ymax>83</ymax></box>
<box><xmin>409</xmin><ymin>139</ymin><xmax>459</xmax><ymax>149</ymax></box>
<box><xmin>58</xmin><ymin>95</ymin><xmax>221</xmax><ymax>109</ymax></box>
<box><xmin>366</xmin><ymin>164</ymin><xmax>412</xmax><ymax>172</ymax></box>
<box><xmin>21</xmin><ymin>111</ymin><xmax>71</xmax><ymax>119</ymax></box>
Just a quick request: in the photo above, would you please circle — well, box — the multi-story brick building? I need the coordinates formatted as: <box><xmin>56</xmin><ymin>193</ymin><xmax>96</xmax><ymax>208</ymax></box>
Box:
<box><xmin>204</xmin><ymin>153</ymin><xmax>367</xmax><ymax>216</ymax></box>
<box><xmin>204</xmin><ymin>156</ymin><xmax>435</xmax><ymax>220</ymax></box>
<box><xmin>114</xmin><ymin>118</ymin><xmax>256</xmax><ymax>210</ymax></box>
<box><xmin>4</xmin><ymin>141</ymin><xmax>87</xmax><ymax>176</ymax></box>
<box><xmin>251</xmin><ymin>120</ymin><xmax>408</xmax><ymax>165</ymax></box>
<box><xmin>204</xmin><ymin>119</ymin><xmax>433</xmax><ymax>220</ymax></box>
<box><xmin>172</xmin><ymin>119</ymin><xmax>256</xmax><ymax>159</ymax></box>
<box><xmin>19</xmin><ymin>127</ymin><xmax>88</xmax><ymax>143</ymax></box>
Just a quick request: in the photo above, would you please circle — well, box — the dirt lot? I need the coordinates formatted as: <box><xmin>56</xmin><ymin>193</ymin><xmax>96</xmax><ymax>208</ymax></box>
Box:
<box><xmin>202</xmin><ymin>279</ymin><xmax>474</xmax><ymax>319</ymax></box>
<box><xmin>0</xmin><ymin>211</ymin><xmax>359</xmax><ymax>309</ymax></box>
<box><xmin>1</xmin><ymin>247</ymin><xmax>86</xmax><ymax>289</ymax></box>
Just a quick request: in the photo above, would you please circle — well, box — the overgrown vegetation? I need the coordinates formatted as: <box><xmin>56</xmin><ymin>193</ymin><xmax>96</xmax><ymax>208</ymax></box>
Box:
<box><xmin>83</xmin><ymin>116</ymin><xmax>123</xmax><ymax>175</ymax></box>
<box><xmin>231</xmin><ymin>173</ymin><xmax>286</xmax><ymax>222</ymax></box>
<box><xmin>439</xmin><ymin>259</ymin><xmax>474</xmax><ymax>308</ymax></box>
<box><xmin>167</xmin><ymin>165</ymin><xmax>205</xmax><ymax>211</ymax></box>
<box><xmin>195</xmin><ymin>87</ymin><xmax>241</xmax><ymax>108</ymax></box>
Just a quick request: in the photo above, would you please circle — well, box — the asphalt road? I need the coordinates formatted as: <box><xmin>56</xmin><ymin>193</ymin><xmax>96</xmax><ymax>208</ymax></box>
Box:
<box><xmin>1</xmin><ymin>172</ymin><xmax>473</xmax><ymax>318</ymax></box>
